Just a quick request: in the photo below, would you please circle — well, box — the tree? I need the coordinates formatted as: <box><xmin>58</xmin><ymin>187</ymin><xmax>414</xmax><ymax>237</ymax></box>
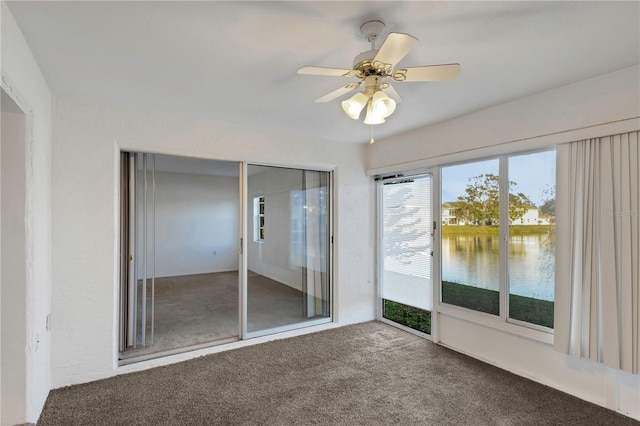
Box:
<box><xmin>453</xmin><ymin>174</ymin><xmax>533</xmax><ymax>225</ymax></box>
<box><xmin>539</xmin><ymin>198</ymin><xmax>555</xmax><ymax>216</ymax></box>
<box><xmin>509</xmin><ymin>191</ymin><xmax>534</xmax><ymax>223</ymax></box>
<box><xmin>539</xmin><ymin>185</ymin><xmax>556</xmax><ymax>217</ymax></box>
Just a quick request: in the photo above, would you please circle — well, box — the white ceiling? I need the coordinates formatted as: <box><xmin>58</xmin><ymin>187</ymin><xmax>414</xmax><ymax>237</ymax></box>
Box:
<box><xmin>7</xmin><ymin>1</ymin><xmax>640</xmax><ymax>144</ymax></box>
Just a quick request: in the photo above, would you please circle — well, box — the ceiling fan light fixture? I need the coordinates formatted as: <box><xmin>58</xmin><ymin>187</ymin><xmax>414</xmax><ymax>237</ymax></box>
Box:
<box><xmin>341</xmin><ymin>92</ymin><xmax>369</xmax><ymax>120</ymax></box>
<box><xmin>299</xmin><ymin>21</ymin><xmax>461</xmax><ymax>133</ymax></box>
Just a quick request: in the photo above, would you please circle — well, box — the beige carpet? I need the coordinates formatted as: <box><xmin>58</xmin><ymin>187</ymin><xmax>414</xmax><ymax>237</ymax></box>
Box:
<box><xmin>41</xmin><ymin>322</ymin><xmax>634</xmax><ymax>425</ymax></box>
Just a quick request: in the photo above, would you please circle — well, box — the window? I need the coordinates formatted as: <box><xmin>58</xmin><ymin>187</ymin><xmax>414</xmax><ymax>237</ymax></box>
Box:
<box><xmin>440</xmin><ymin>150</ymin><xmax>556</xmax><ymax>330</ymax></box>
<box><xmin>508</xmin><ymin>151</ymin><xmax>555</xmax><ymax>328</ymax></box>
<box><xmin>441</xmin><ymin>160</ymin><xmax>500</xmax><ymax>315</ymax></box>
<box><xmin>253</xmin><ymin>196</ymin><xmax>265</xmax><ymax>242</ymax></box>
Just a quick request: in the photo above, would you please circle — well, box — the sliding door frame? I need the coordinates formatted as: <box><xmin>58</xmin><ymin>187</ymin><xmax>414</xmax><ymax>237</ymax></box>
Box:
<box><xmin>376</xmin><ymin>171</ymin><xmax>435</xmax><ymax>340</ymax></box>
<box><xmin>118</xmin><ymin>152</ymin><xmax>335</xmax><ymax>363</ymax></box>
<box><xmin>239</xmin><ymin>162</ymin><xmax>248</xmax><ymax>340</ymax></box>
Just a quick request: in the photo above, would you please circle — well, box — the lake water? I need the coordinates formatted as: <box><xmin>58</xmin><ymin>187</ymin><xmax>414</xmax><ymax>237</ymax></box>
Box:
<box><xmin>442</xmin><ymin>234</ymin><xmax>555</xmax><ymax>301</ymax></box>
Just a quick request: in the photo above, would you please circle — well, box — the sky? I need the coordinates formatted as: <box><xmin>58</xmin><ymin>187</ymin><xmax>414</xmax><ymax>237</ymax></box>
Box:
<box><xmin>441</xmin><ymin>150</ymin><xmax>556</xmax><ymax>206</ymax></box>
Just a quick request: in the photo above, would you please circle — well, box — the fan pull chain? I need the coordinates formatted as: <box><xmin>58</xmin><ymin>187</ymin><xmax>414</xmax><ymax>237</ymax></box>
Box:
<box><xmin>370</xmin><ymin>126</ymin><xmax>375</xmax><ymax>145</ymax></box>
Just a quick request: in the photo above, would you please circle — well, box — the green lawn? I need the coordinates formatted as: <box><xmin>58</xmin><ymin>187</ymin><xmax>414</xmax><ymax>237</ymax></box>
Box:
<box><xmin>441</xmin><ymin>224</ymin><xmax>554</xmax><ymax>236</ymax></box>
<box><xmin>442</xmin><ymin>281</ymin><xmax>499</xmax><ymax>315</ymax></box>
<box><xmin>383</xmin><ymin>282</ymin><xmax>554</xmax><ymax>332</ymax></box>
<box><xmin>383</xmin><ymin>299</ymin><xmax>431</xmax><ymax>334</ymax></box>
<box><xmin>509</xmin><ymin>293</ymin><xmax>554</xmax><ymax>328</ymax></box>
<box><xmin>442</xmin><ymin>281</ymin><xmax>554</xmax><ymax>328</ymax></box>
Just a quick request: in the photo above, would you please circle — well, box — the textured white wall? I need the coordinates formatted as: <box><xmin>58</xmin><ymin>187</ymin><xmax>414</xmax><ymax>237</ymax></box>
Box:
<box><xmin>367</xmin><ymin>66</ymin><xmax>640</xmax><ymax>419</ymax></box>
<box><xmin>152</xmin><ymin>171</ymin><xmax>239</xmax><ymax>278</ymax></box>
<box><xmin>1</xmin><ymin>3</ymin><xmax>53</xmax><ymax>423</ymax></box>
<box><xmin>51</xmin><ymin>96</ymin><xmax>374</xmax><ymax>388</ymax></box>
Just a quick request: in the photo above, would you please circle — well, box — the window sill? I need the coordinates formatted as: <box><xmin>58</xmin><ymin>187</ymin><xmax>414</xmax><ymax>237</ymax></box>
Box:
<box><xmin>436</xmin><ymin>302</ymin><xmax>554</xmax><ymax>345</ymax></box>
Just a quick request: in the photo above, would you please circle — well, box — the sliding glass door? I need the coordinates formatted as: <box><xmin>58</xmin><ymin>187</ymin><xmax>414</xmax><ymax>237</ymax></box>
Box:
<box><xmin>119</xmin><ymin>154</ymin><xmax>332</xmax><ymax>361</ymax></box>
<box><xmin>245</xmin><ymin>165</ymin><xmax>331</xmax><ymax>335</ymax></box>
<box><xmin>379</xmin><ymin>174</ymin><xmax>433</xmax><ymax>335</ymax></box>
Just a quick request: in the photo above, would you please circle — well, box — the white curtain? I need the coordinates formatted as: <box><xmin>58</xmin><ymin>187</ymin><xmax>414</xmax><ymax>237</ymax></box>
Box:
<box><xmin>555</xmin><ymin>131</ymin><xmax>639</xmax><ymax>374</ymax></box>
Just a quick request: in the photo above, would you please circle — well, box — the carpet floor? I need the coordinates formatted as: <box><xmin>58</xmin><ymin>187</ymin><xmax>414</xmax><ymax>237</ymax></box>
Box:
<box><xmin>122</xmin><ymin>271</ymin><xmax>323</xmax><ymax>359</ymax></box>
<box><xmin>39</xmin><ymin>322</ymin><xmax>636</xmax><ymax>425</ymax></box>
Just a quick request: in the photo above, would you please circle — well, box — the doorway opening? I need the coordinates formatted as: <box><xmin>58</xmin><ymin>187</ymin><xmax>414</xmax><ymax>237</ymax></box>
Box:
<box><xmin>119</xmin><ymin>153</ymin><xmax>241</xmax><ymax>359</ymax></box>
<box><xmin>1</xmin><ymin>89</ymin><xmax>28</xmax><ymax>424</ymax></box>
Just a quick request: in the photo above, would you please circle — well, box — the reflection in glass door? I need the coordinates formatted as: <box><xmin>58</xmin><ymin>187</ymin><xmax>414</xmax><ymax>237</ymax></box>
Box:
<box><xmin>379</xmin><ymin>175</ymin><xmax>433</xmax><ymax>334</ymax></box>
<box><xmin>246</xmin><ymin>165</ymin><xmax>332</xmax><ymax>335</ymax></box>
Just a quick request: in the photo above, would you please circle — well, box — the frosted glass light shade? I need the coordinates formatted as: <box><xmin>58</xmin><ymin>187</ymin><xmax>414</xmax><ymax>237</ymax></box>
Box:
<box><xmin>371</xmin><ymin>90</ymin><xmax>396</xmax><ymax>118</ymax></box>
<box><xmin>364</xmin><ymin>101</ymin><xmax>385</xmax><ymax>125</ymax></box>
<box><xmin>341</xmin><ymin>92</ymin><xmax>369</xmax><ymax>120</ymax></box>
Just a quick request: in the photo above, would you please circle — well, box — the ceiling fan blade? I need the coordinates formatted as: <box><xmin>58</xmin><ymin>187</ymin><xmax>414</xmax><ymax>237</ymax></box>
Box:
<box><xmin>314</xmin><ymin>83</ymin><xmax>361</xmax><ymax>103</ymax></box>
<box><xmin>373</xmin><ymin>33</ymin><xmax>418</xmax><ymax>69</ymax></box>
<box><xmin>396</xmin><ymin>64</ymin><xmax>461</xmax><ymax>82</ymax></box>
<box><xmin>382</xmin><ymin>83</ymin><xmax>403</xmax><ymax>103</ymax></box>
<box><xmin>298</xmin><ymin>66</ymin><xmax>355</xmax><ymax>77</ymax></box>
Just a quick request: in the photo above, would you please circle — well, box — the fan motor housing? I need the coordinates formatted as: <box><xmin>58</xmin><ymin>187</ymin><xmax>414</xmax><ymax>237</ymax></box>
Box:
<box><xmin>353</xmin><ymin>20</ymin><xmax>390</xmax><ymax>77</ymax></box>
<box><xmin>353</xmin><ymin>49</ymin><xmax>378</xmax><ymax>69</ymax></box>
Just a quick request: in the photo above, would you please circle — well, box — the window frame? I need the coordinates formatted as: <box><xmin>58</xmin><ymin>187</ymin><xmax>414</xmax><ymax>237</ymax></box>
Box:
<box><xmin>434</xmin><ymin>147</ymin><xmax>556</xmax><ymax>341</ymax></box>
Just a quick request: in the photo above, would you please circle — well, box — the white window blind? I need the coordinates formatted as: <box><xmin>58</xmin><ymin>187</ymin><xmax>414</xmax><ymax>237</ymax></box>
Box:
<box><xmin>382</xmin><ymin>176</ymin><xmax>432</xmax><ymax>311</ymax></box>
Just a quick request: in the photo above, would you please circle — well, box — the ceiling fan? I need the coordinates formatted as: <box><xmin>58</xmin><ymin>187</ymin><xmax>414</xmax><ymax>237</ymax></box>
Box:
<box><xmin>298</xmin><ymin>20</ymin><xmax>460</xmax><ymax>126</ymax></box>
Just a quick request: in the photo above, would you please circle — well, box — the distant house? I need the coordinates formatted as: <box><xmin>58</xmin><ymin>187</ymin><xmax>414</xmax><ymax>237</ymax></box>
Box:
<box><xmin>510</xmin><ymin>208</ymin><xmax>551</xmax><ymax>225</ymax></box>
<box><xmin>441</xmin><ymin>202</ymin><xmax>466</xmax><ymax>225</ymax></box>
